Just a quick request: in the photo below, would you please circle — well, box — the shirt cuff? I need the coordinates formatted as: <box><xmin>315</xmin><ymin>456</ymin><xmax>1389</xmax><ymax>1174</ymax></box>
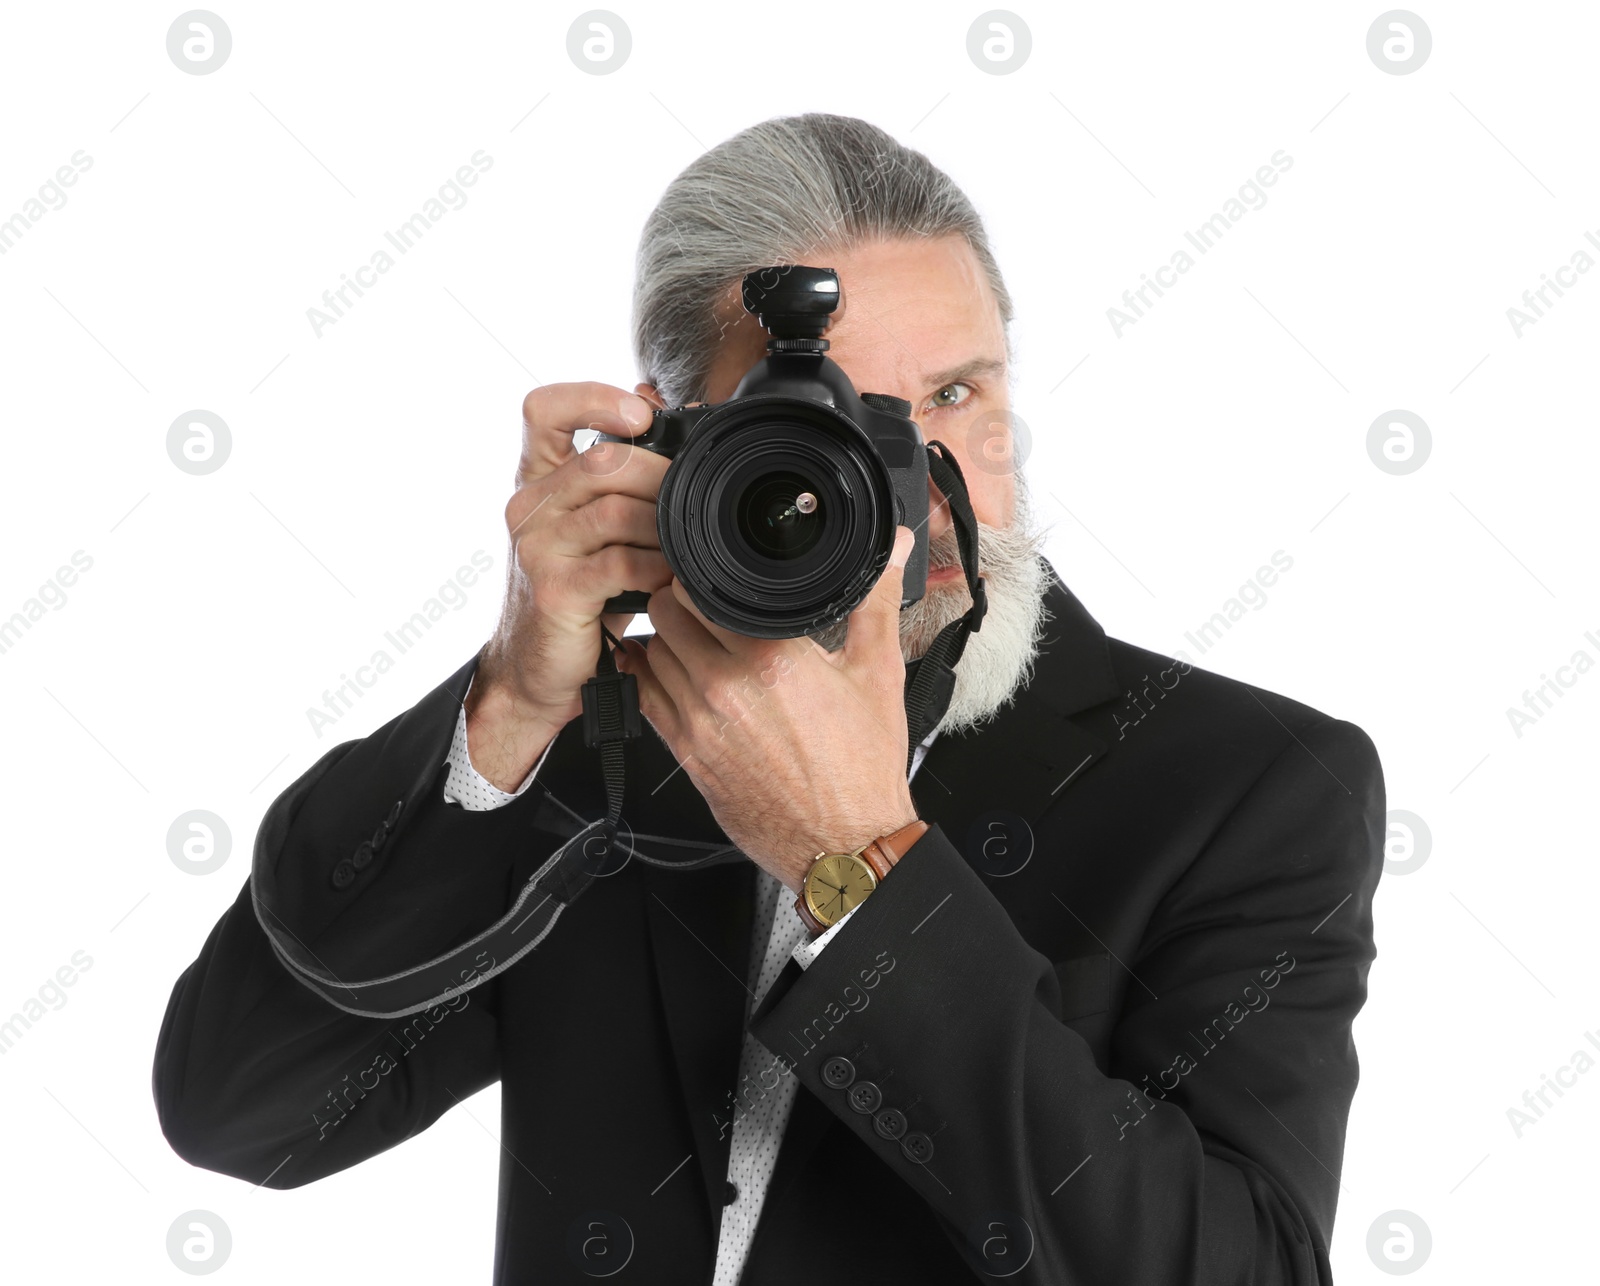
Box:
<box><xmin>792</xmin><ymin>905</ymin><xmax>859</xmax><ymax>970</ymax></box>
<box><xmin>442</xmin><ymin>683</ymin><xmax>553</xmax><ymax>811</ymax></box>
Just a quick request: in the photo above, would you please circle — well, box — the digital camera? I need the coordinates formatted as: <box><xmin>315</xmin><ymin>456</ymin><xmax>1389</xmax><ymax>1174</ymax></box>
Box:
<box><xmin>599</xmin><ymin>265</ymin><xmax>929</xmax><ymax>639</ymax></box>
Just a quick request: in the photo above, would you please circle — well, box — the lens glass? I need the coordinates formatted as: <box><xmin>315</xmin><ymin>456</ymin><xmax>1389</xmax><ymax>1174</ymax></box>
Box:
<box><xmin>734</xmin><ymin>471</ymin><xmax>823</xmax><ymax>561</ymax></box>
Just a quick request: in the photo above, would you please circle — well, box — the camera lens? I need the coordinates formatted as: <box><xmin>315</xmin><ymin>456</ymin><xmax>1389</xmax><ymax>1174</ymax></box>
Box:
<box><xmin>655</xmin><ymin>397</ymin><xmax>896</xmax><ymax>638</ymax></box>
<box><xmin>734</xmin><ymin>472</ymin><xmax>824</xmax><ymax>561</ymax></box>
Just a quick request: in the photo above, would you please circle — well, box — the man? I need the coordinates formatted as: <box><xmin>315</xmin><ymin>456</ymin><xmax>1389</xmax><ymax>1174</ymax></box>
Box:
<box><xmin>154</xmin><ymin>113</ymin><xmax>1385</xmax><ymax>1283</ymax></box>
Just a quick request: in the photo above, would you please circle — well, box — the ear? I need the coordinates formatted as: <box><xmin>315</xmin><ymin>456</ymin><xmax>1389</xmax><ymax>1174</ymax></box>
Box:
<box><xmin>633</xmin><ymin>382</ymin><xmax>668</xmax><ymax>410</ymax></box>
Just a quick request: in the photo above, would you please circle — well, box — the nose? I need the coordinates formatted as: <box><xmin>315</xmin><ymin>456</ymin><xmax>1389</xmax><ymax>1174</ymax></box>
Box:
<box><xmin>924</xmin><ymin>469</ymin><xmax>953</xmax><ymax>543</ymax></box>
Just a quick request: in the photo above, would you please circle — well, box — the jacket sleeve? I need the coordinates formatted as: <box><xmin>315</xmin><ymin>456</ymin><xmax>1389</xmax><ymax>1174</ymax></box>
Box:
<box><xmin>152</xmin><ymin>657</ymin><xmax>559</xmax><ymax>1189</ymax></box>
<box><xmin>748</xmin><ymin>717</ymin><xmax>1385</xmax><ymax>1284</ymax></box>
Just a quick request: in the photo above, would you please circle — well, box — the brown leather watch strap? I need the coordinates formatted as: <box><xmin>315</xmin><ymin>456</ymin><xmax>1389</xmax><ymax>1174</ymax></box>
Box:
<box><xmin>861</xmin><ymin>818</ymin><xmax>929</xmax><ymax>872</ymax></box>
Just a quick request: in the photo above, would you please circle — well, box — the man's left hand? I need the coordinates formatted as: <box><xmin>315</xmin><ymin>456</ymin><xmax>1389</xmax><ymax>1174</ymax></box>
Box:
<box><xmin>616</xmin><ymin>527</ymin><xmax>921</xmax><ymax>897</ymax></box>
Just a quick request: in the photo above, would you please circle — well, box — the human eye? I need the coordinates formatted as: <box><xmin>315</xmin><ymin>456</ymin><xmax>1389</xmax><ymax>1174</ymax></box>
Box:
<box><xmin>924</xmin><ymin>382</ymin><xmax>974</xmax><ymax>412</ymax></box>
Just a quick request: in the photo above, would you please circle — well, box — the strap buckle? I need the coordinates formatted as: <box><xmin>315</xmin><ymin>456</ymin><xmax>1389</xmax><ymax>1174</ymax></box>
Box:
<box><xmin>580</xmin><ymin>670</ymin><xmax>642</xmax><ymax>747</ymax></box>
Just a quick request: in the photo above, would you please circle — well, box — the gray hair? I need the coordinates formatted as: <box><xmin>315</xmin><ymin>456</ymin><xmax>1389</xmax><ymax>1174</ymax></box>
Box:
<box><xmin>632</xmin><ymin>112</ymin><xmax>1014</xmax><ymax>407</ymax></box>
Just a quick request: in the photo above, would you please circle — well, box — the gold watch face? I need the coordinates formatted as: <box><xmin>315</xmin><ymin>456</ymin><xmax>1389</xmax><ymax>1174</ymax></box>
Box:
<box><xmin>804</xmin><ymin>852</ymin><xmax>878</xmax><ymax>927</ymax></box>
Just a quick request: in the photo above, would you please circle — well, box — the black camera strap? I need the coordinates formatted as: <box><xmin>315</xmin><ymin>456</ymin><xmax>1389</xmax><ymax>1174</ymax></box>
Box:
<box><xmin>580</xmin><ymin>437</ymin><xmax>986</xmax><ymax>826</ymax></box>
<box><xmin>902</xmin><ymin>440</ymin><xmax>987</xmax><ymax>768</ymax></box>
<box><xmin>583</xmin><ymin>620</ymin><xmax>637</xmax><ymax>837</ymax></box>
<box><xmin>268</xmin><ymin>442</ymin><xmax>988</xmax><ymax>1020</ymax></box>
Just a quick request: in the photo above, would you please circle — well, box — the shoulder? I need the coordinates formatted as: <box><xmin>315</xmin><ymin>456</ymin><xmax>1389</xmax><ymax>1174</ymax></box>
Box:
<box><xmin>1042</xmin><ymin>634</ymin><xmax>1388</xmax><ymax>891</ymax></box>
<box><xmin>1096</xmin><ymin>634</ymin><xmax>1382</xmax><ymax>777</ymax></box>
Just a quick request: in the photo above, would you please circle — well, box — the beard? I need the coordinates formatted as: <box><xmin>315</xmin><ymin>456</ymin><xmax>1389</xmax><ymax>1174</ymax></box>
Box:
<box><xmin>810</xmin><ymin>476</ymin><xmax>1052</xmax><ymax>736</ymax></box>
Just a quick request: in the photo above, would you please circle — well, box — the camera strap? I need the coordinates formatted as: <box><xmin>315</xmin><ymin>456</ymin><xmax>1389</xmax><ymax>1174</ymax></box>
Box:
<box><xmin>902</xmin><ymin>440</ymin><xmax>987</xmax><ymax>768</ymax></box>
<box><xmin>580</xmin><ymin>436</ymin><xmax>986</xmax><ymax>826</ymax></box>
<box><xmin>582</xmin><ymin>620</ymin><xmax>638</xmax><ymax>838</ymax></box>
<box><xmin>266</xmin><ymin>442</ymin><xmax>989</xmax><ymax>1020</ymax></box>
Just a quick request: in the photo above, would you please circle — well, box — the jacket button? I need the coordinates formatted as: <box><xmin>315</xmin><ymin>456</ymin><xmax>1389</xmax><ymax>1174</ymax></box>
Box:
<box><xmin>901</xmin><ymin>1132</ymin><xmax>934</xmax><ymax>1165</ymax></box>
<box><xmin>386</xmin><ymin>800</ymin><xmax>404</xmax><ymax>829</ymax></box>
<box><xmin>821</xmin><ymin>1056</ymin><xmax>855</xmax><ymax>1090</ymax></box>
<box><xmin>723</xmin><ymin>1181</ymin><xmax>738</xmax><ymax>1206</ymax></box>
<box><xmin>873</xmin><ymin>1107</ymin><xmax>907</xmax><ymax>1140</ymax></box>
<box><xmin>330</xmin><ymin>860</ymin><xmax>356</xmax><ymax>890</ymax></box>
<box><xmin>846</xmin><ymin>1081</ymin><xmax>882</xmax><ymax>1115</ymax></box>
<box><xmin>371</xmin><ymin>822</ymin><xmax>389</xmax><ymax>852</ymax></box>
<box><xmin>351</xmin><ymin>840</ymin><xmax>374</xmax><ymax>871</ymax></box>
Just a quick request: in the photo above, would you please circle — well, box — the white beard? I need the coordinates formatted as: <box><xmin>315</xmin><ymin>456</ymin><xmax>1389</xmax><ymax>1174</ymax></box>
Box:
<box><xmin>812</xmin><ymin>477</ymin><xmax>1052</xmax><ymax>735</ymax></box>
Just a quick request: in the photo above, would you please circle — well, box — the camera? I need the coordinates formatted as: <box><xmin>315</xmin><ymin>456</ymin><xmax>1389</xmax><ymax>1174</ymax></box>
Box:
<box><xmin>598</xmin><ymin>265</ymin><xmax>929</xmax><ymax>640</ymax></box>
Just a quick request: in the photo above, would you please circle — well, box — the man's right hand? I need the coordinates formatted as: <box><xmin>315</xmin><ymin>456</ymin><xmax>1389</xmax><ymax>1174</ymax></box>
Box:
<box><xmin>466</xmin><ymin>383</ymin><xmax>672</xmax><ymax>791</ymax></box>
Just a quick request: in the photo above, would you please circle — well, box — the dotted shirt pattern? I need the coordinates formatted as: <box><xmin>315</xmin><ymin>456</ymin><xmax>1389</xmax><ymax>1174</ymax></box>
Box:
<box><xmin>442</xmin><ymin>690</ymin><xmax>937</xmax><ymax>1283</ymax></box>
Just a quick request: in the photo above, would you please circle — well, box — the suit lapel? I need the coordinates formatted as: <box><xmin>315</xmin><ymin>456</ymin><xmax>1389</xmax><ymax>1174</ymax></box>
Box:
<box><xmin>912</xmin><ymin>568</ymin><xmax>1120</xmax><ymax>842</ymax></box>
<box><xmin>641</xmin><ymin>856</ymin><xmax>757</xmax><ymax>1221</ymax></box>
<box><xmin>626</xmin><ymin>715</ymin><xmax>755</xmax><ymax>1219</ymax></box>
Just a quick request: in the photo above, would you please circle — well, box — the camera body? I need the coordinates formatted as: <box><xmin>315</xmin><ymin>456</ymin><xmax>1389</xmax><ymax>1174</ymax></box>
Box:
<box><xmin>600</xmin><ymin>265</ymin><xmax>929</xmax><ymax>640</ymax></box>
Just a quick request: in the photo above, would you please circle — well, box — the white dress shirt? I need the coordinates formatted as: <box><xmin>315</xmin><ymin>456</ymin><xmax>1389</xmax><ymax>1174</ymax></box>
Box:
<box><xmin>442</xmin><ymin>684</ymin><xmax>937</xmax><ymax>1283</ymax></box>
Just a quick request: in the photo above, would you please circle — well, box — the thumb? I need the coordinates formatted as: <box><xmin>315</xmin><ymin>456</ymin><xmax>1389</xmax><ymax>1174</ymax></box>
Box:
<box><xmin>843</xmin><ymin>526</ymin><xmax>913</xmax><ymax>666</ymax></box>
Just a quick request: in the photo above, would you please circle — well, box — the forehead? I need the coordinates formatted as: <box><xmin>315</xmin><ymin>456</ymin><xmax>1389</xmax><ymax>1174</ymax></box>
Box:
<box><xmin>711</xmin><ymin>234</ymin><xmax>1004</xmax><ymax>387</ymax></box>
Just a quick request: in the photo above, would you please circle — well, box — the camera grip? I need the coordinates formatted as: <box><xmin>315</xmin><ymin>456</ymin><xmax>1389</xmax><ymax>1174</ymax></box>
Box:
<box><xmin>602</xmin><ymin>590</ymin><xmax>653</xmax><ymax>615</ymax></box>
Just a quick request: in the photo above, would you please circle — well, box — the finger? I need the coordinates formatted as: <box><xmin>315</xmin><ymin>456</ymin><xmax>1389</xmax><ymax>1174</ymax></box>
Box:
<box><xmin>633</xmin><ymin>630</ymin><xmax>696</xmax><ymax>715</ymax></box>
<box><xmin>842</xmin><ymin>526</ymin><xmax>913</xmax><ymax>667</ymax></box>
<box><xmin>518</xmin><ymin>382</ymin><xmax>656</xmax><ymax>481</ymax></box>
<box><xmin>667</xmin><ymin>577</ymin><xmax>750</xmax><ymax>655</ymax></box>
<box><xmin>505</xmin><ymin>444</ymin><xmax>669</xmax><ymax>541</ymax></box>
<box><xmin>530</xmin><ymin>546</ymin><xmax>672</xmax><ymax>625</ymax></box>
<box><xmin>558</xmin><ymin>438</ymin><xmax>672</xmax><ymax>512</ymax></box>
<box><xmin>666</xmin><ymin>580</ymin><xmax>814</xmax><ymax>695</ymax></box>
<box><xmin>648</xmin><ymin>580</ymin><xmax>732</xmax><ymax>666</ymax></box>
<box><xmin>615</xmin><ymin>637</ymin><xmax>684</xmax><ymax>743</ymax></box>
<box><xmin>554</xmin><ymin>494</ymin><xmax>660</xmax><ymax>558</ymax></box>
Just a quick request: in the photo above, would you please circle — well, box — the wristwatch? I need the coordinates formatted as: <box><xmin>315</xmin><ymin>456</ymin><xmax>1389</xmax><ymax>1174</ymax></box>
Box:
<box><xmin>795</xmin><ymin>819</ymin><xmax>929</xmax><ymax>937</ymax></box>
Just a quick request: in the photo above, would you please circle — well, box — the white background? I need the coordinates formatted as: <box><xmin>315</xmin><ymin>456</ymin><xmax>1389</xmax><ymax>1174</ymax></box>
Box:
<box><xmin>1</xmin><ymin>1</ymin><xmax>1595</xmax><ymax>1281</ymax></box>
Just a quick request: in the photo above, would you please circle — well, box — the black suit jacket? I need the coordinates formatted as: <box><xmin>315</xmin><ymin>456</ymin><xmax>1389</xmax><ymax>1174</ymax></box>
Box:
<box><xmin>153</xmin><ymin>568</ymin><xmax>1385</xmax><ymax>1283</ymax></box>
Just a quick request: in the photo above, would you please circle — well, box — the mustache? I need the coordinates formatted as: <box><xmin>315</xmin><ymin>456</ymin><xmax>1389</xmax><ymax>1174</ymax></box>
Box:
<box><xmin>924</xmin><ymin>526</ymin><xmax>967</xmax><ymax>573</ymax></box>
